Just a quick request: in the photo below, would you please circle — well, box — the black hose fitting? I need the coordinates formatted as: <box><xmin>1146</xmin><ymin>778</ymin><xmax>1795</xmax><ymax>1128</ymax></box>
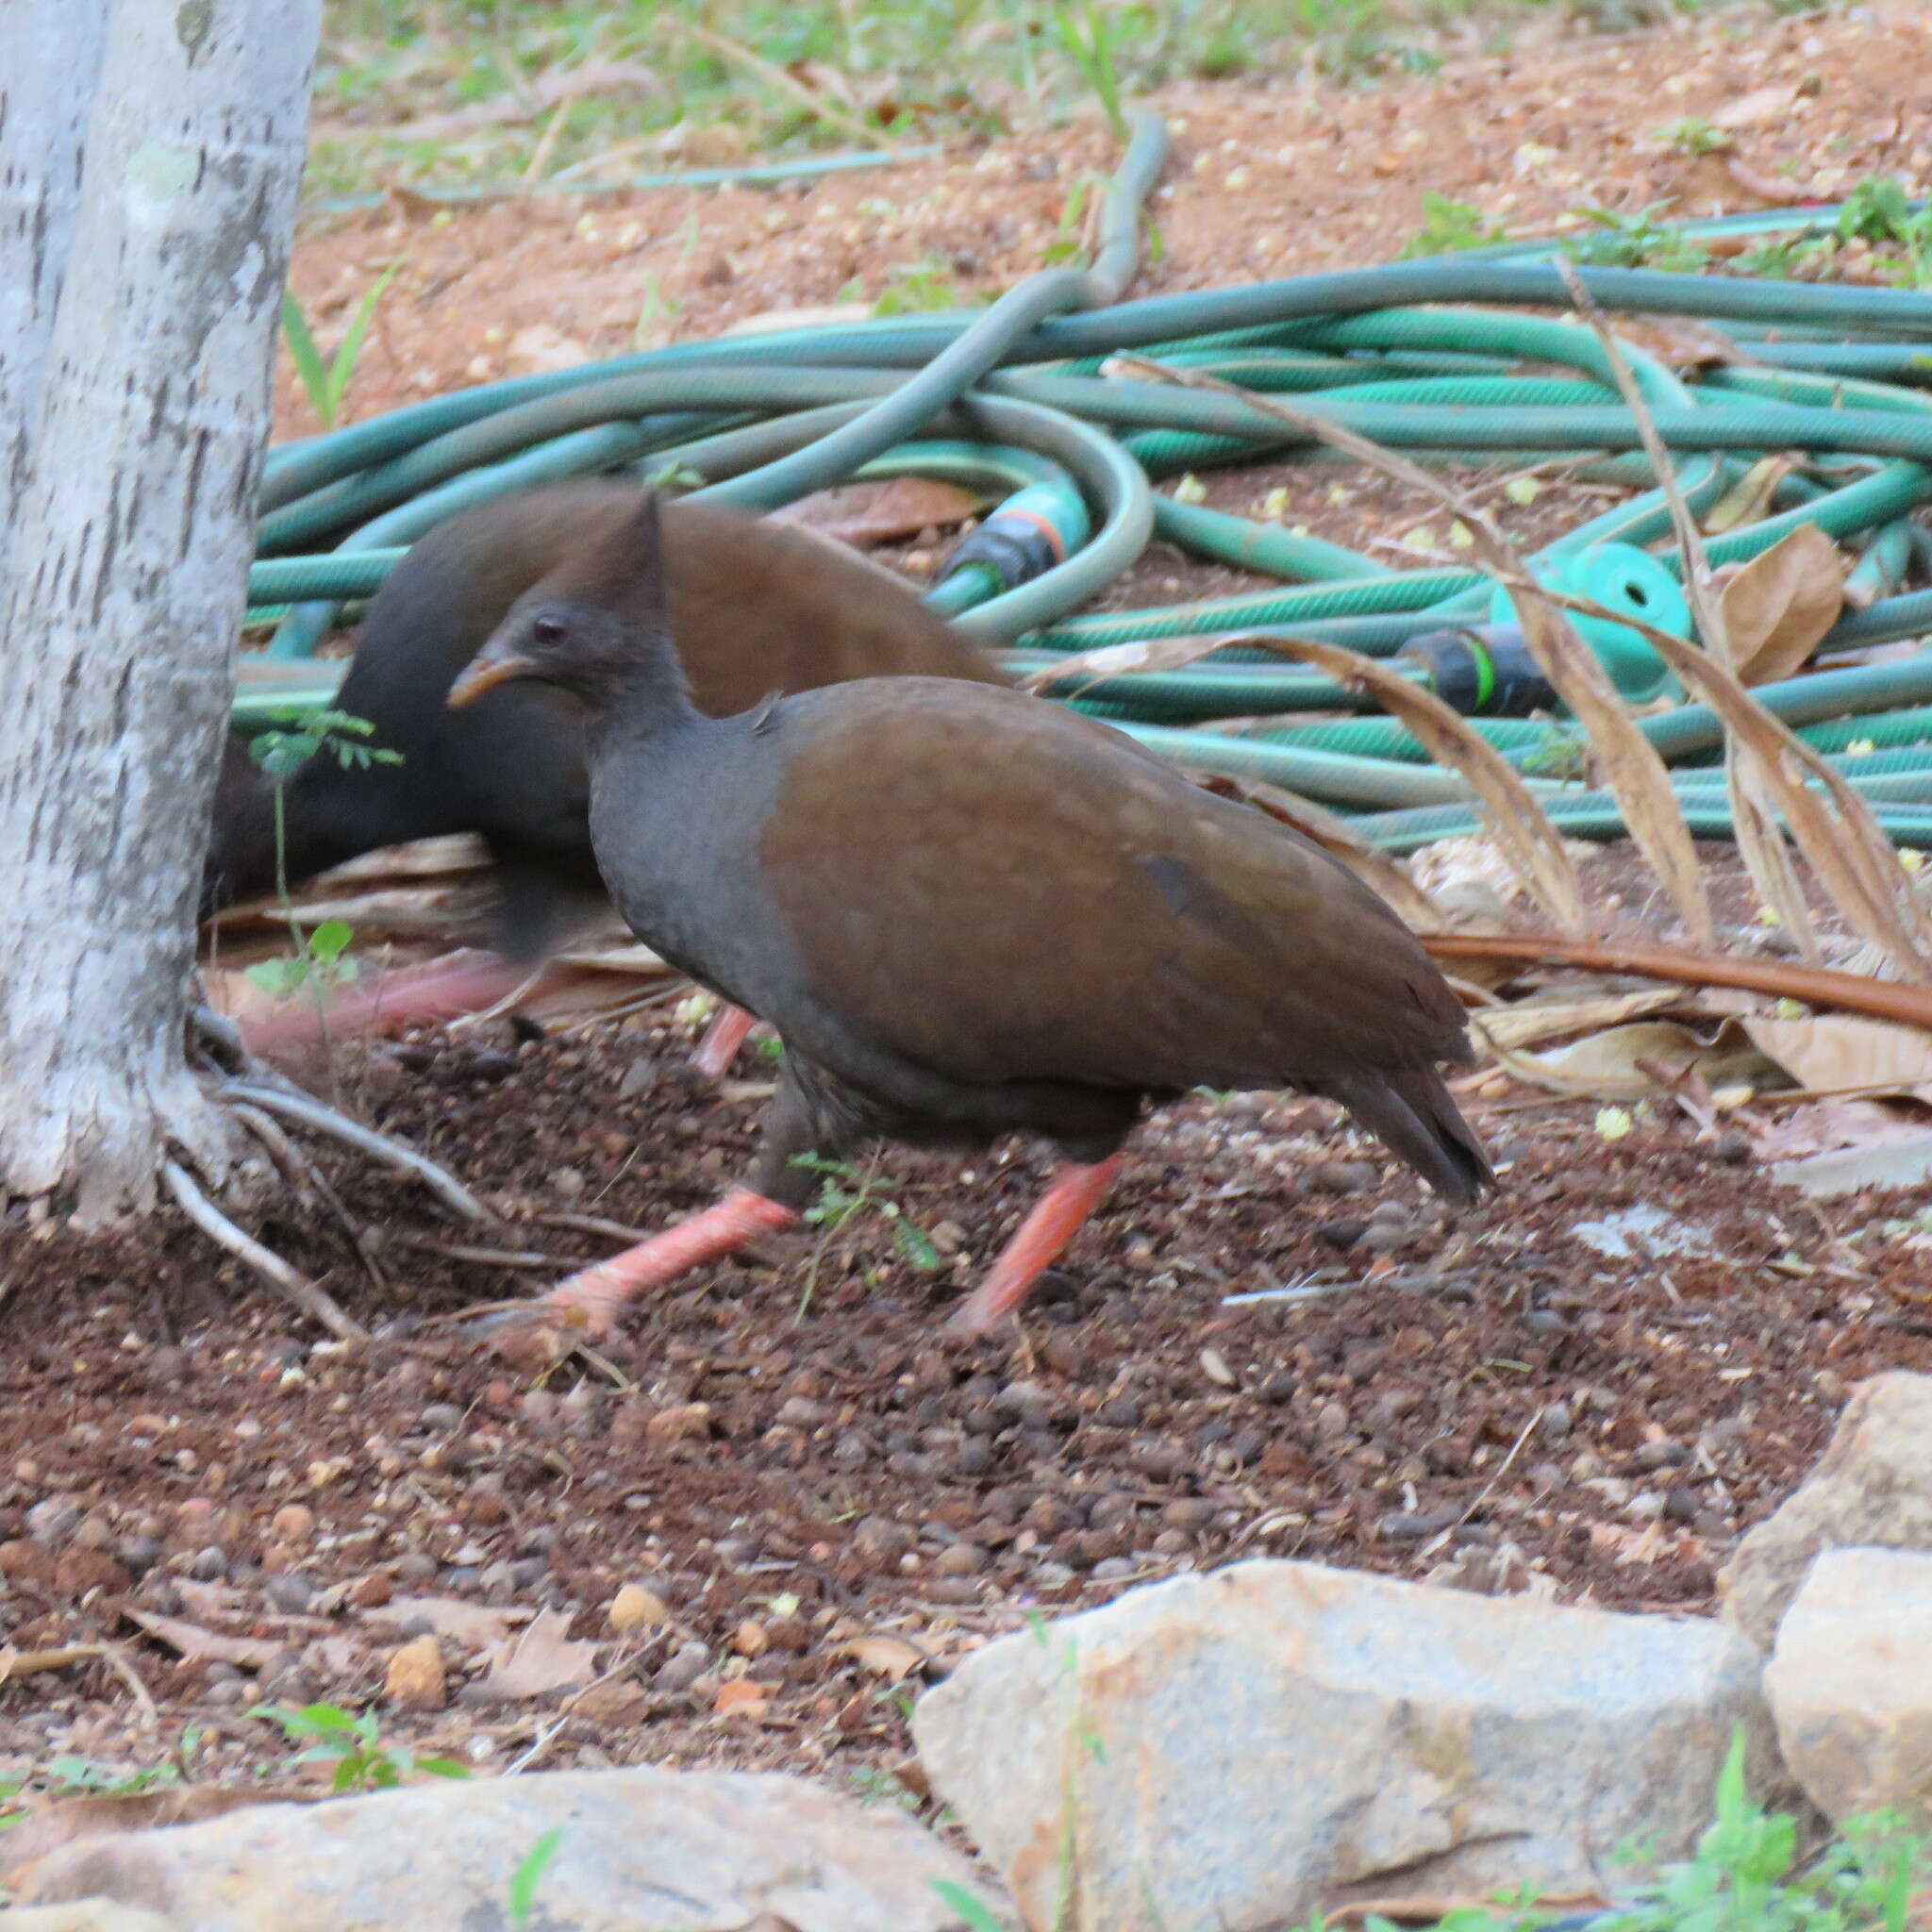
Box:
<box><xmin>1396</xmin><ymin>624</ymin><xmax>1558</xmax><ymax>718</ymax></box>
<box><xmin>939</xmin><ymin>508</ymin><xmax>1066</xmax><ymax>595</ymax></box>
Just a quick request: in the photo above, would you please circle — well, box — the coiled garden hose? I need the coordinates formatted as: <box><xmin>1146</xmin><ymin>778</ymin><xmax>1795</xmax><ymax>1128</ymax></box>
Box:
<box><xmin>242</xmin><ymin>119</ymin><xmax>1932</xmax><ymax>857</ymax></box>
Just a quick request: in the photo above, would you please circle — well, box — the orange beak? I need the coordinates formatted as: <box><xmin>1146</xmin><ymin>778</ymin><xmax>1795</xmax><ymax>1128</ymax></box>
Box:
<box><xmin>447</xmin><ymin>655</ymin><xmax>535</xmax><ymax>708</ymax></box>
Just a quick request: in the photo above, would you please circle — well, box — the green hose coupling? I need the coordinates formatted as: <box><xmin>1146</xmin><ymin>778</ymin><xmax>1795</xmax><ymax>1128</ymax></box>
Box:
<box><xmin>937</xmin><ymin>479</ymin><xmax>1091</xmax><ymax>597</ymax></box>
<box><xmin>1396</xmin><ymin>625</ymin><xmax>1558</xmax><ymax>716</ymax></box>
<box><xmin>1487</xmin><ymin>541</ymin><xmax>1690</xmax><ymax>706</ymax></box>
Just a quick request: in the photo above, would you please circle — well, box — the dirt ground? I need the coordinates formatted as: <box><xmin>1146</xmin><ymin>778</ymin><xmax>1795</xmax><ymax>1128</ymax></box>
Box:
<box><xmin>8</xmin><ymin>0</ymin><xmax>1932</xmax><ymax>1816</ymax></box>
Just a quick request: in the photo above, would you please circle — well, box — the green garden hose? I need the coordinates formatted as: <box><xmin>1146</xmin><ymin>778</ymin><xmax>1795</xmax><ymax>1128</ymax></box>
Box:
<box><xmin>242</xmin><ymin>120</ymin><xmax>1932</xmax><ymax>859</ymax></box>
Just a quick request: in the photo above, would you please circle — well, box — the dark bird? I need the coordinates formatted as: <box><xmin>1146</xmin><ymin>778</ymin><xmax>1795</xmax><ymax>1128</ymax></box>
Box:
<box><xmin>206</xmin><ymin>480</ymin><xmax>1005</xmax><ymax>1063</ymax></box>
<box><xmin>447</xmin><ymin>492</ymin><xmax>1491</xmax><ymax>1338</ymax></box>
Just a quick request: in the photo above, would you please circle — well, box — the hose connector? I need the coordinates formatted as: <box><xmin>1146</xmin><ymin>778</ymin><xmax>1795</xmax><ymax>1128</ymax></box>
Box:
<box><xmin>938</xmin><ymin>480</ymin><xmax>1089</xmax><ymax>596</ymax></box>
<box><xmin>1397</xmin><ymin>625</ymin><xmax>1558</xmax><ymax>716</ymax></box>
<box><xmin>1487</xmin><ymin>541</ymin><xmax>1691</xmax><ymax>708</ymax></box>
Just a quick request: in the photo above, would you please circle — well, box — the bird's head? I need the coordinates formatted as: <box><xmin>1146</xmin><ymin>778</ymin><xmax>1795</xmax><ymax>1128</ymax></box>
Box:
<box><xmin>449</xmin><ymin>490</ymin><xmax>678</xmax><ymax>713</ymax></box>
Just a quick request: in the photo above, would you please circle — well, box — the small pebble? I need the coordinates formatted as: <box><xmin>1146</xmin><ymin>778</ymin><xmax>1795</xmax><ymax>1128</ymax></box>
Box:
<box><xmin>734</xmin><ymin>1618</ymin><xmax>770</xmax><ymax>1658</ymax></box>
<box><xmin>271</xmin><ymin>1504</ymin><xmax>316</xmax><ymax>1543</ymax></box>
<box><xmin>419</xmin><ymin>1403</ymin><xmax>465</xmax><ymax>1433</ymax></box>
<box><xmin>1315</xmin><ymin>1219</ymin><xmax>1370</xmax><ymax>1251</ymax></box>
<box><xmin>25</xmin><ymin>1499</ymin><xmax>82</xmax><ymax>1546</ymax></box>
<box><xmin>346</xmin><ymin>1573</ymin><xmax>393</xmax><ymax>1609</ymax></box>
<box><xmin>934</xmin><ymin>1541</ymin><xmax>987</xmax><ymax>1578</ymax></box>
<box><xmin>655</xmin><ymin>1641</ymin><xmax>710</xmax><ymax>1692</ymax></box>
<box><xmin>385</xmin><ymin>1634</ymin><xmax>447</xmax><ymax>1712</ymax></box>
<box><xmin>1307</xmin><ymin>1159</ymin><xmax>1377</xmax><ymax>1195</ymax></box>
<box><xmin>1664</xmin><ymin>1487</ymin><xmax>1700</xmax><ymax>1524</ymax></box>
<box><xmin>188</xmin><ymin>1545</ymin><xmax>228</xmax><ymax>1582</ymax></box>
<box><xmin>264</xmin><ymin>1572</ymin><xmax>316</xmax><ymax>1614</ymax></box>
<box><xmin>1160</xmin><ymin>1498</ymin><xmax>1216</xmax><ymax>1531</ymax></box>
<box><xmin>117</xmin><ymin>1536</ymin><xmax>165</xmax><ymax>1575</ymax></box>
<box><xmin>1541</xmin><ymin>1402</ymin><xmax>1574</xmax><ymax>1442</ymax></box>
<box><xmin>394</xmin><ymin>1551</ymin><xmax>439</xmax><ymax>1584</ymax></box>
<box><xmin>608</xmin><ymin>1583</ymin><xmax>670</xmax><ymax>1634</ymax></box>
<box><xmin>1380</xmin><ymin>1507</ymin><xmax>1458</xmax><ymax>1543</ymax></box>
<box><xmin>1091</xmin><ymin>1557</ymin><xmax>1138</xmax><ymax>1583</ymax></box>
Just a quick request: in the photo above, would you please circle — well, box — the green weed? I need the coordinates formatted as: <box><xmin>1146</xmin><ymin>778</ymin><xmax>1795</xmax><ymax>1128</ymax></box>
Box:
<box><xmin>1561</xmin><ymin>201</ymin><xmax>1711</xmax><ymax>273</ymax></box>
<box><xmin>1055</xmin><ymin>0</ymin><xmax>1131</xmax><ymax>142</ymax></box>
<box><xmin>508</xmin><ymin>1826</ymin><xmax>566</xmax><ymax>1928</ymax></box>
<box><xmin>1400</xmin><ymin>191</ymin><xmax>1507</xmax><ymax>258</ymax></box>
<box><xmin>1658</xmin><ymin>115</ymin><xmax>1729</xmax><ymax>157</ymax></box>
<box><xmin>281</xmin><ymin>262</ymin><xmax>400</xmax><ymax>428</ymax></box>
<box><xmin>250</xmin><ymin>1702</ymin><xmax>473</xmax><ymax>1793</ymax></box>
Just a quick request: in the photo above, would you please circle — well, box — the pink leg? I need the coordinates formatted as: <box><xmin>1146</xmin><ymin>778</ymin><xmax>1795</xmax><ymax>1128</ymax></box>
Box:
<box><xmin>943</xmin><ymin>1155</ymin><xmax>1124</xmax><ymax>1338</ymax></box>
<box><xmin>490</xmin><ymin>1187</ymin><xmax>799</xmax><ymax>1339</ymax></box>
<box><xmin>692</xmin><ymin>1003</ymin><xmax>758</xmax><ymax>1078</ymax></box>
<box><xmin>237</xmin><ymin>954</ymin><xmax>543</xmax><ymax>1051</ymax></box>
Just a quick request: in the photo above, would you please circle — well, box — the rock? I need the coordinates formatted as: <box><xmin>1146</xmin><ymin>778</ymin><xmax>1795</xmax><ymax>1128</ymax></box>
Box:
<box><xmin>608</xmin><ymin>1583</ymin><xmax>670</xmax><ymax>1635</ymax></box>
<box><xmin>1763</xmin><ymin>1545</ymin><xmax>1932</xmax><ymax>1826</ymax></box>
<box><xmin>914</xmin><ymin>1557</ymin><xmax>1773</xmax><ymax>1931</ymax></box>
<box><xmin>15</xmin><ymin>1767</ymin><xmax>1004</xmax><ymax>1930</ymax></box>
<box><xmin>263</xmin><ymin>1573</ymin><xmax>316</xmax><ymax>1614</ymax></box>
<box><xmin>2</xmin><ymin>1907</ymin><xmax>173</xmax><ymax>1931</ymax></box>
<box><xmin>1720</xmin><ymin>1371</ymin><xmax>1932</xmax><ymax>1650</ymax></box>
<box><xmin>384</xmin><ymin>1636</ymin><xmax>446</xmax><ymax>1712</ymax></box>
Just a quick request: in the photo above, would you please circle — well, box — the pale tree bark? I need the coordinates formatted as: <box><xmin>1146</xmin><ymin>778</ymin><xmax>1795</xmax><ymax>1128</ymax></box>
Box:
<box><xmin>0</xmin><ymin>5</ymin><xmax>107</xmax><ymax>584</ymax></box>
<box><xmin>0</xmin><ymin>0</ymin><xmax>322</xmax><ymax>1220</ymax></box>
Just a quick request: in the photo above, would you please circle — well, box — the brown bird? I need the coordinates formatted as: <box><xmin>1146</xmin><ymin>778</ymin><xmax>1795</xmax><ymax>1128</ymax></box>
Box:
<box><xmin>448</xmin><ymin>492</ymin><xmax>1491</xmax><ymax>1338</ymax></box>
<box><xmin>206</xmin><ymin>480</ymin><xmax>1005</xmax><ymax>1064</ymax></box>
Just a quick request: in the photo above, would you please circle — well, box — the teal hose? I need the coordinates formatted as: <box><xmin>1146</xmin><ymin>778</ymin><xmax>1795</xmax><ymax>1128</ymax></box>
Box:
<box><xmin>240</xmin><ymin>138</ymin><xmax>1932</xmax><ymax>859</ymax></box>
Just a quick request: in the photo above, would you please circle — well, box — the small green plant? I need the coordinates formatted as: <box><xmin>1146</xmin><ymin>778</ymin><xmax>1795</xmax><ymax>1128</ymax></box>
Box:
<box><xmin>795</xmin><ymin>1155</ymin><xmax>944</xmax><ymax>1272</ymax></box>
<box><xmin>931</xmin><ymin>1880</ymin><xmax>1009</xmax><ymax>1932</ymax></box>
<box><xmin>250</xmin><ymin>1703</ymin><xmax>471</xmax><ymax>1794</ymax></box>
<box><xmin>1399</xmin><ymin>192</ymin><xmax>1507</xmax><ymax>258</ymax></box>
<box><xmin>1041</xmin><ymin>175</ymin><xmax>1097</xmax><ymax>267</ymax></box>
<box><xmin>280</xmin><ymin>262</ymin><xmax>400</xmax><ymax>429</ymax></box>
<box><xmin>244</xmin><ymin>708</ymin><xmax>400</xmax><ymax>1005</ymax></box>
<box><xmin>1055</xmin><ymin>0</ymin><xmax>1129</xmax><ymax>143</ymax></box>
<box><xmin>869</xmin><ymin>256</ymin><xmax>971</xmax><ymax>316</ymax></box>
<box><xmin>1835</xmin><ymin>175</ymin><xmax>1932</xmax><ymax>287</ymax></box>
<box><xmin>1731</xmin><ymin>230</ymin><xmax>1834</xmax><ymax>280</ymax></box>
<box><xmin>41</xmin><ymin>1756</ymin><xmax>181</xmax><ymax>1797</ymax></box>
<box><xmin>508</xmin><ymin>1826</ymin><xmax>565</xmax><ymax>1929</ymax></box>
<box><xmin>1562</xmin><ymin>202</ymin><xmax>1711</xmax><ymax>274</ymax></box>
<box><xmin>1659</xmin><ymin>115</ymin><xmax>1730</xmax><ymax>158</ymax></box>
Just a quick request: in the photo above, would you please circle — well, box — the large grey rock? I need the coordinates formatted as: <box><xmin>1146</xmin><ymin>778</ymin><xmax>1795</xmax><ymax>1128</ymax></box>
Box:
<box><xmin>914</xmin><ymin>1558</ymin><xmax>1772</xmax><ymax>1932</ymax></box>
<box><xmin>1764</xmin><ymin>1545</ymin><xmax>1932</xmax><ymax>1826</ymax></box>
<box><xmin>15</xmin><ymin>1765</ymin><xmax>1004</xmax><ymax>1931</ymax></box>
<box><xmin>1721</xmin><ymin>1371</ymin><xmax>1932</xmax><ymax>1650</ymax></box>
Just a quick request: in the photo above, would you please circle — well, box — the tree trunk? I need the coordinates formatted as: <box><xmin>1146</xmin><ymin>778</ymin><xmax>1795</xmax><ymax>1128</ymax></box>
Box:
<box><xmin>0</xmin><ymin>0</ymin><xmax>321</xmax><ymax>1221</ymax></box>
<box><xmin>0</xmin><ymin>5</ymin><xmax>107</xmax><ymax>586</ymax></box>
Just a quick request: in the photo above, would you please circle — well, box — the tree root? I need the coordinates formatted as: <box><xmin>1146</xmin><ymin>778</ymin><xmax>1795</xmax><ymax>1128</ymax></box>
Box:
<box><xmin>224</xmin><ymin>1078</ymin><xmax>494</xmax><ymax>1225</ymax></box>
<box><xmin>161</xmin><ymin>1158</ymin><xmax>366</xmax><ymax>1343</ymax></box>
<box><xmin>159</xmin><ymin>1001</ymin><xmax>498</xmax><ymax>1341</ymax></box>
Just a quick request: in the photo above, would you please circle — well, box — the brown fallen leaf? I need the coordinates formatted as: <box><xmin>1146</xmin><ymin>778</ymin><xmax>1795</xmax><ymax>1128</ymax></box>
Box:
<box><xmin>123</xmin><ymin>1609</ymin><xmax>284</xmax><ymax>1671</ymax></box>
<box><xmin>1740</xmin><ymin>1013</ymin><xmax>1932</xmax><ymax>1101</ymax></box>
<box><xmin>477</xmin><ymin>1607</ymin><xmax>600</xmax><ymax>1701</ymax></box>
<box><xmin>774</xmin><ymin>476</ymin><xmax>986</xmax><ymax>547</ymax></box>
<box><xmin>363</xmin><ymin>1597</ymin><xmax>531</xmax><ymax>1648</ymax></box>
<box><xmin>713</xmin><ymin>1676</ymin><xmax>772</xmax><ymax>1718</ymax></box>
<box><xmin>1720</xmin><ymin>524</ymin><xmax>1845</xmax><ymax>686</ymax></box>
<box><xmin>1703</xmin><ymin>456</ymin><xmax>1793</xmax><ymax>537</ymax></box>
<box><xmin>1745</xmin><ymin>1098</ymin><xmax>1927</xmax><ymax>1161</ymax></box>
<box><xmin>1711</xmin><ymin>82</ymin><xmax>1801</xmax><ymax>128</ymax></box>
<box><xmin>839</xmin><ymin>1633</ymin><xmax>931</xmax><ymax>1683</ymax></box>
<box><xmin>1471</xmin><ymin>989</ymin><xmax>1688</xmax><ymax>1056</ymax></box>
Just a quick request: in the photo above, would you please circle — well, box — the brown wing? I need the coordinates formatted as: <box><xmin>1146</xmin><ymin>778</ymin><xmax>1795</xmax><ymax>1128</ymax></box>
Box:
<box><xmin>758</xmin><ymin>681</ymin><xmax>1468</xmax><ymax>1095</ymax></box>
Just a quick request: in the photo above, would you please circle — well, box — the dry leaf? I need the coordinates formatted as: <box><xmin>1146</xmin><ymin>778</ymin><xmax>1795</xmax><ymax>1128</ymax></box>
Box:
<box><xmin>1471</xmin><ymin>989</ymin><xmax>1686</xmax><ymax>1055</ymax></box>
<box><xmin>1747</xmin><ymin>1098</ymin><xmax>1928</xmax><ymax>1161</ymax></box>
<box><xmin>1711</xmin><ymin>83</ymin><xmax>1801</xmax><ymax>128</ymax></box>
<box><xmin>713</xmin><ymin>1676</ymin><xmax>771</xmax><ymax>1718</ymax></box>
<box><xmin>1720</xmin><ymin>524</ymin><xmax>1845</xmax><ymax>686</ymax></box>
<box><xmin>1703</xmin><ymin>457</ymin><xmax>1793</xmax><ymax>536</ymax></box>
<box><xmin>1237</xmin><ymin>631</ymin><xmax>1587</xmax><ymax>932</ymax></box>
<box><xmin>1740</xmin><ymin>1014</ymin><xmax>1932</xmax><ymax>1099</ymax></box>
<box><xmin>123</xmin><ymin>1610</ymin><xmax>284</xmax><ymax>1671</ymax></box>
<box><xmin>364</xmin><ymin>1596</ymin><xmax>530</xmax><ymax>1648</ymax></box>
<box><xmin>774</xmin><ymin>476</ymin><xmax>986</xmax><ymax>546</ymax></box>
<box><xmin>839</xmin><ymin>1634</ymin><xmax>930</xmax><ymax>1683</ymax></box>
<box><xmin>1502</xmin><ymin>1019</ymin><xmax>1777</xmax><ymax>1099</ymax></box>
<box><xmin>477</xmin><ymin>1607</ymin><xmax>600</xmax><ymax>1700</ymax></box>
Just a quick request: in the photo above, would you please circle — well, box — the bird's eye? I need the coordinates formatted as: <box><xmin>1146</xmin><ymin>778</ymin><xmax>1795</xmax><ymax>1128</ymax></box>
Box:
<box><xmin>532</xmin><ymin>616</ymin><xmax>567</xmax><ymax>647</ymax></box>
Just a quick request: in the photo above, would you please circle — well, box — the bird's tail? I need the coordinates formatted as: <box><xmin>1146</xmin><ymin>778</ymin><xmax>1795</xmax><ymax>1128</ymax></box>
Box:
<box><xmin>1312</xmin><ymin>1064</ymin><xmax>1492</xmax><ymax>1206</ymax></box>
